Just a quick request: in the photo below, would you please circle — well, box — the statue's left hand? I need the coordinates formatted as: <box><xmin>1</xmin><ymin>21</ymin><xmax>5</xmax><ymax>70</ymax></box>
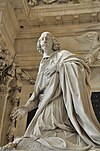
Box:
<box><xmin>0</xmin><ymin>142</ymin><xmax>17</xmax><ymax>150</ymax></box>
<box><xmin>44</xmin><ymin>65</ymin><xmax>58</xmax><ymax>77</ymax></box>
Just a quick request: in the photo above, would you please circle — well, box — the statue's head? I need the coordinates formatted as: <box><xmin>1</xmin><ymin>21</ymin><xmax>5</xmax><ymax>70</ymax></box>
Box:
<box><xmin>37</xmin><ymin>32</ymin><xmax>60</xmax><ymax>55</ymax></box>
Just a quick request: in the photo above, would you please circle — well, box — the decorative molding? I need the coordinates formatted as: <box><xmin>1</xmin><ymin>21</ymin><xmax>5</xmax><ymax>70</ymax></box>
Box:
<box><xmin>64</xmin><ymin>0</ymin><xmax>79</xmax><ymax>3</ymax></box>
<box><xmin>12</xmin><ymin>1</ymin><xmax>100</xmax><ymax>28</ymax></box>
<box><xmin>28</xmin><ymin>0</ymin><xmax>98</xmax><ymax>6</ymax></box>
<box><xmin>29</xmin><ymin>3</ymin><xmax>100</xmax><ymax>19</ymax></box>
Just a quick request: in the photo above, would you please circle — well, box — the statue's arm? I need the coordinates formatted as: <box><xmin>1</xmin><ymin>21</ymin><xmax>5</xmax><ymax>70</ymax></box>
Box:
<box><xmin>25</xmin><ymin>92</ymin><xmax>38</xmax><ymax>112</ymax></box>
<box><xmin>25</xmin><ymin>82</ymin><xmax>50</xmax><ymax>111</ymax></box>
<box><xmin>11</xmin><ymin>91</ymin><xmax>39</xmax><ymax>120</ymax></box>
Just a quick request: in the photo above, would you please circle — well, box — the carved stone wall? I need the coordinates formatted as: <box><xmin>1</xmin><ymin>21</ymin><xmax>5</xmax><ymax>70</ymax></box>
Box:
<box><xmin>0</xmin><ymin>48</ymin><xmax>15</xmax><ymax>145</ymax></box>
<box><xmin>28</xmin><ymin>0</ymin><xmax>100</xmax><ymax>6</ymax></box>
<box><xmin>0</xmin><ymin>0</ymin><xmax>19</xmax><ymax>146</ymax></box>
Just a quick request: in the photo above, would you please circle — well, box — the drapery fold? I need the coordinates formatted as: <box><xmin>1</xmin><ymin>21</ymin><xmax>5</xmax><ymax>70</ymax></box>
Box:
<box><xmin>22</xmin><ymin>50</ymin><xmax>100</xmax><ymax>150</ymax></box>
<box><xmin>59</xmin><ymin>60</ymin><xmax>100</xmax><ymax>146</ymax></box>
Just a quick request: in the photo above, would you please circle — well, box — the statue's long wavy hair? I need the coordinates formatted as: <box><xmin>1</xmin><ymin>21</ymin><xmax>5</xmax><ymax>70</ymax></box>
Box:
<box><xmin>37</xmin><ymin>32</ymin><xmax>60</xmax><ymax>55</ymax></box>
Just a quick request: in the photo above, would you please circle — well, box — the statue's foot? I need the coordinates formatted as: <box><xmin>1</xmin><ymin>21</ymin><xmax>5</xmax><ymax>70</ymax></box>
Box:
<box><xmin>0</xmin><ymin>142</ymin><xmax>17</xmax><ymax>151</ymax></box>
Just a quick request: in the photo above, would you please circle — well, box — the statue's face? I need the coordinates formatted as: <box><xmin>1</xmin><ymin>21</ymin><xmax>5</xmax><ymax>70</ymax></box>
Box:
<box><xmin>40</xmin><ymin>32</ymin><xmax>53</xmax><ymax>54</ymax></box>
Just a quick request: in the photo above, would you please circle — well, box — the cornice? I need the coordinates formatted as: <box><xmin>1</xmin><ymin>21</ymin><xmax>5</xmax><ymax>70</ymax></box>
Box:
<box><xmin>29</xmin><ymin>3</ymin><xmax>100</xmax><ymax>17</ymax></box>
<box><xmin>11</xmin><ymin>1</ymin><xmax>100</xmax><ymax>28</ymax></box>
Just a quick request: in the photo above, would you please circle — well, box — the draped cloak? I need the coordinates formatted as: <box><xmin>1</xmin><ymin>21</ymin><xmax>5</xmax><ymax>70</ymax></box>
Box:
<box><xmin>17</xmin><ymin>50</ymin><xmax>100</xmax><ymax>150</ymax></box>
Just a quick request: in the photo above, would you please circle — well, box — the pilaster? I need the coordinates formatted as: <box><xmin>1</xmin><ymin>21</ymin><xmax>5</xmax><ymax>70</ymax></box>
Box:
<box><xmin>0</xmin><ymin>0</ymin><xmax>19</xmax><ymax>56</ymax></box>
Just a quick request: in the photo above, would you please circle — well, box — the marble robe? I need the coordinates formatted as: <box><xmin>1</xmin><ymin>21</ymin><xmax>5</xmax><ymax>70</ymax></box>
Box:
<box><xmin>17</xmin><ymin>50</ymin><xmax>100</xmax><ymax>150</ymax></box>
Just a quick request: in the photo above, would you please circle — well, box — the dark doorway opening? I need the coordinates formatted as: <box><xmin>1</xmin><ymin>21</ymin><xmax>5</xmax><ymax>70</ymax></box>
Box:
<box><xmin>91</xmin><ymin>92</ymin><xmax>100</xmax><ymax>122</ymax></box>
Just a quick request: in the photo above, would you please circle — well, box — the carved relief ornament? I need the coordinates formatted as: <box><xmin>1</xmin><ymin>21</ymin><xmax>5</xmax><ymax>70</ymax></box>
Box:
<box><xmin>0</xmin><ymin>47</ymin><xmax>15</xmax><ymax>92</ymax></box>
<box><xmin>76</xmin><ymin>32</ymin><xmax>100</xmax><ymax>66</ymax></box>
<box><xmin>28</xmin><ymin>0</ymin><xmax>79</xmax><ymax>6</ymax></box>
<box><xmin>28</xmin><ymin>0</ymin><xmax>99</xmax><ymax>6</ymax></box>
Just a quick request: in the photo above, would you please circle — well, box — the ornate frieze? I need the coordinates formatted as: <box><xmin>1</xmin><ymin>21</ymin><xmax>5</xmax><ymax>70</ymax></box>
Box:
<box><xmin>28</xmin><ymin>0</ymin><xmax>81</xmax><ymax>6</ymax></box>
<box><xmin>12</xmin><ymin>0</ymin><xmax>100</xmax><ymax>28</ymax></box>
<box><xmin>28</xmin><ymin>0</ymin><xmax>99</xmax><ymax>6</ymax></box>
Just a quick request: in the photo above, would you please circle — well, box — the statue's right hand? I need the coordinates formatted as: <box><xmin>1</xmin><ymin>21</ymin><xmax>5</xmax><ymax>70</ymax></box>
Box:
<box><xmin>10</xmin><ymin>106</ymin><xmax>28</xmax><ymax>120</ymax></box>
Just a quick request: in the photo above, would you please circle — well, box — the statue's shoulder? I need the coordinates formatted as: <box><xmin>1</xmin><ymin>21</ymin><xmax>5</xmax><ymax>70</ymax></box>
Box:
<box><xmin>59</xmin><ymin>50</ymin><xmax>69</xmax><ymax>53</ymax></box>
<box><xmin>58</xmin><ymin>50</ymin><xmax>73</xmax><ymax>56</ymax></box>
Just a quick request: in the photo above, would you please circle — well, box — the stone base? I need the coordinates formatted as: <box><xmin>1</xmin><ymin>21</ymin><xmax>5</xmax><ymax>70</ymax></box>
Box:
<box><xmin>0</xmin><ymin>149</ymin><xmax>99</xmax><ymax>151</ymax></box>
<box><xmin>11</xmin><ymin>150</ymin><xmax>99</xmax><ymax>151</ymax></box>
<box><xmin>0</xmin><ymin>138</ymin><xmax>100</xmax><ymax>151</ymax></box>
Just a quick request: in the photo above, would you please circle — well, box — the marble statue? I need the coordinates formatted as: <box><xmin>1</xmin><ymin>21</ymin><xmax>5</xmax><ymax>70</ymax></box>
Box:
<box><xmin>0</xmin><ymin>32</ymin><xmax>100</xmax><ymax>150</ymax></box>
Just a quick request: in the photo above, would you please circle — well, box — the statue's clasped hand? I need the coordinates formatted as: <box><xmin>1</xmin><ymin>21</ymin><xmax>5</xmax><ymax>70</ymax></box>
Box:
<box><xmin>10</xmin><ymin>106</ymin><xmax>28</xmax><ymax>121</ymax></box>
<box><xmin>44</xmin><ymin>65</ymin><xmax>58</xmax><ymax>78</ymax></box>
